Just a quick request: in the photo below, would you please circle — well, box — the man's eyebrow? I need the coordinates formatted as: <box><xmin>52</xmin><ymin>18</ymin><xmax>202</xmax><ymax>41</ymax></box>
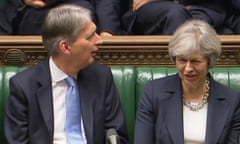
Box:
<box><xmin>86</xmin><ymin>31</ymin><xmax>95</xmax><ymax>39</ymax></box>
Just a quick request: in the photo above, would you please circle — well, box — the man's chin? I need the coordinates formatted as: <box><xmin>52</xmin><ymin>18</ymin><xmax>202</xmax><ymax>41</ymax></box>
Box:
<box><xmin>85</xmin><ymin>58</ymin><xmax>95</xmax><ymax>67</ymax></box>
<box><xmin>89</xmin><ymin>57</ymin><xmax>95</xmax><ymax>64</ymax></box>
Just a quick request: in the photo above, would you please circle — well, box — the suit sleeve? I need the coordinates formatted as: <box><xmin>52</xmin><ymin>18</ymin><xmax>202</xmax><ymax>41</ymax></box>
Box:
<box><xmin>104</xmin><ymin>67</ymin><xmax>129</xmax><ymax>143</ymax></box>
<box><xmin>5</xmin><ymin>78</ymin><xmax>29</xmax><ymax>144</ymax></box>
<box><xmin>134</xmin><ymin>82</ymin><xmax>155</xmax><ymax>144</ymax></box>
<box><xmin>226</xmin><ymin>92</ymin><xmax>240</xmax><ymax>143</ymax></box>
<box><xmin>0</xmin><ymin>0</ymin><xmax>21</xmax><ymax>34</ymax></box>
<box><xmin>95</xmin><ymin>0</ymin><xmax>122</xmax><ymax>34</ymax></box>
<box><xmin>232</xmin><ymin>0</ymin><xmax>240</xmax><ymax>11</ymax></box>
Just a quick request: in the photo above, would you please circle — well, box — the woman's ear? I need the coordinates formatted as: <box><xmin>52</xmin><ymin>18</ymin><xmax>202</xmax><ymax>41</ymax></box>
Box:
<box><xmin>59</xmin><ymin>40</ymin><xmax>71</xmax><ymax>55</ymax></box>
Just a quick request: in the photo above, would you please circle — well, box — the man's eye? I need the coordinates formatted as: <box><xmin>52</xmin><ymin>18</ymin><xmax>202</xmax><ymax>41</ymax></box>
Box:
<box><xmin>87</xmin><ymin>33</ymin><xmax>95</xmax><ymax>40</ymax></box>
<box><xmin>191</xmin><ymin>60</ymin><xmax>202</xmax><ymax>63</ymax></box>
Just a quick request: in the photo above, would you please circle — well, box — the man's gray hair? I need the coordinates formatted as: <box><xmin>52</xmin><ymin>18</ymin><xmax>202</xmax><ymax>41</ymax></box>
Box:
<box><xmin>42</xmin><ymin>4</ymin><xmax>92</xmax><ymax>57</ymax></box>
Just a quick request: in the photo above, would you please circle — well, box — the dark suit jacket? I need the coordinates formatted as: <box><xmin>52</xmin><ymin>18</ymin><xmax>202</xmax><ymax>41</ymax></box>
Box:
<box><xmin>123</xmin><ymin>0</ymin><xmax>232</xmax><ymax>34</ymax></box>
<box><xmin>179</xmin><ymin>0</ymin><xmax>230</xmax><ymax>33</ymax></box>
<box><xmin>5</xmin><ymin>60</ymin><xmax>128</xmax><ymax>144</ymax></box>
<box><xmin>135</xmin><ymin>74</ymin><xmax>240</xmax><ymax>144</ymax></box>
<box><xmin>122</xmin><ymin>1</ymin><xmax>190</xmax><ymax>35</ymax></box>
<box><xmin>0</xmin><ymin>0</ymin><xmax>19</xmax><ymax>34</ymax></box>
<box><xmin>0</xmin><ymin>0</ymin><xmax>123</xmax><ymax>35</ymax></box>
<box><xmin>226</xmin><ymin>0</ymin><xmax>240</xmax><ymax>34</ymax></box>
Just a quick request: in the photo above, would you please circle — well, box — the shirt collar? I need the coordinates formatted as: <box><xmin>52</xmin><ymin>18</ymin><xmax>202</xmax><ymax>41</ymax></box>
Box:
<box><xmin>49</xmin><ymin>57</ymin><xmax>68</xmax><ymax>83</ymax></box>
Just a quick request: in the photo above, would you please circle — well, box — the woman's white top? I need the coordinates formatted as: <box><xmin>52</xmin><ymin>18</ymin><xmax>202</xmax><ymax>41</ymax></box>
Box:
<box><xmin>183</xmin><ymin>103</ymin><xmax>208</xmax><ymax>144</ymax></box>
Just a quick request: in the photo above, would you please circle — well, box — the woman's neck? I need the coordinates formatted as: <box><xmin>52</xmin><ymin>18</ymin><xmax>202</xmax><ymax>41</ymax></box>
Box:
<box><xmin>183</xmin><ymin>81</ymin><xmax>207</xmax><ymax>102</ymax></box>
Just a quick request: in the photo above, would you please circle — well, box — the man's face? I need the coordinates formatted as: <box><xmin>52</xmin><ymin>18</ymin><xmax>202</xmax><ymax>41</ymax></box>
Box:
<box><xmin>68</xmin><ymin>22</ymin><xmax>103</xmax><ymax>69</ymax></box>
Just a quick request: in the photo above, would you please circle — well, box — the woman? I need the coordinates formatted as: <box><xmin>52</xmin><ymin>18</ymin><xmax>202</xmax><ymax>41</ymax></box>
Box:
<box><xmin>134</xmin><ymin>20</ymin><xmax>240</xmax><ymax>144</ymax></box>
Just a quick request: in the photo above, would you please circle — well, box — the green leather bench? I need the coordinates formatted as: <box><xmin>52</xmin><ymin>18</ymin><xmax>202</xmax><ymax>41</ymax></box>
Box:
<box><xmin>111</xmin><ymin>66</ymin><xmax>136</xmax><ymax>144</ymax></box>
<box><xmin>1</xmin><ymin>66</ymin><xmax>240</xmax><ymax>144</ymax></box>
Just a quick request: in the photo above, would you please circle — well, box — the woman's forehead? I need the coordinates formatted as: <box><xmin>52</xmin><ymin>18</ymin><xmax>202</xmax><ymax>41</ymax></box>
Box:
<box><xmin>177</xmin><ymin>51</ymin><xmax>205</xmax><ymax>59</ymax></box>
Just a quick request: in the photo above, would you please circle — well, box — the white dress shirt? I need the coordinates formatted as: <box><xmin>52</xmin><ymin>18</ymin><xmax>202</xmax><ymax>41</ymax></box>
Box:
<box><xmin>49</xmin><ymin>57</ymin><xmax>87</xmax><ymax>144</ymax></box>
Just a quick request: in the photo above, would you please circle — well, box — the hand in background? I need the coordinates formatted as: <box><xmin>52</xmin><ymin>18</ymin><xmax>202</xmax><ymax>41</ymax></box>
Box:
<box><xmin>100</xmin><ymin>32</ymin><xmax>113</xmax><ymax>37</ymax></box>
<box><xmin>24</xmin><ymin>0</ymin><xmax>47</xmax><ymax>8</ymax></box>
<box><xmin>133</xmin><ymin>0</ymin><xmax>152</xmax><ymax>11</ymax></box>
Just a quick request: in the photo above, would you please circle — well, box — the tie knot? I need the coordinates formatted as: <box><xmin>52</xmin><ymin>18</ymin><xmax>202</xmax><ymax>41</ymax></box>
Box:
<box><xmin>65</xmin><ymin>77</ymin><xmax>76</xmax><ymax>87</ymax></box>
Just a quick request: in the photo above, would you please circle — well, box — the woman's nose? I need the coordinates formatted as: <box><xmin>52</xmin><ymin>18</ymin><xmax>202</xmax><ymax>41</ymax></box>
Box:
<box><xmin>185</xmin><ymin>61</ymin><xmax>194</xmax><ymax>71</ymax></box>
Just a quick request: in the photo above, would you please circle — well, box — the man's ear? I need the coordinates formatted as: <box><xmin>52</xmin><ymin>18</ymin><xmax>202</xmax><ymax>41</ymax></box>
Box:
<box><xmin>59</xmin><ymin>40</ymin><xmax>71</xmax><ymax>55</ymax></box>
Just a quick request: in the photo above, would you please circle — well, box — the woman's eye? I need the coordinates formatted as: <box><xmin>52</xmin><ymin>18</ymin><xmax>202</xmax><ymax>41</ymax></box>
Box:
<box><xmin>191</xmin><ymin>60</ymin><xmax>202</xmax><ymax>64</ymax></box>
<box><xmin>177</xmin><ymin>58</ymin><xmax>187</xmax><ymax>62</ymax></box>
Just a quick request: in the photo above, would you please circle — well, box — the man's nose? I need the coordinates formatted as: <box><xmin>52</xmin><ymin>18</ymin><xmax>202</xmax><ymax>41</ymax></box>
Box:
<box><xmin>94</xmin><ymin>33</ymin><xmax>103</xmax><ymax>45</ymax></box>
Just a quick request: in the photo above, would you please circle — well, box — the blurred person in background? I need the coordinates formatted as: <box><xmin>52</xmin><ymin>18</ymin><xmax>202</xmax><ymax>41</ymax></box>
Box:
<box><xmin>123</xmin><ymin>0</ymin><xmax>235</xmax><ymax>35</ymax></box>
<box><xmin>0</xmin><ymin>0</ymin><xmax>124</xmax><ymax>36</ymax></box>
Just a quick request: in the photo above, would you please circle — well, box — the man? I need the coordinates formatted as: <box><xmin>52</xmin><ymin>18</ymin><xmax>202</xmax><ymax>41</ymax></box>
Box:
<box><xmin>4</xmin><ymin>4</ymin><xmax>128</xmax><ymax>144</ymax></box>
<box><xmin>0</xmin><ymin>0</ymin><xmax>123</xmax><ymax>35</ymax></box>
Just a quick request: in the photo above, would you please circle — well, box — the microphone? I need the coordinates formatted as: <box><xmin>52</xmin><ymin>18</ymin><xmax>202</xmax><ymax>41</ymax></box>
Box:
<box><xmin>106</xmin><ymin>128</ymin><xmax>120</xmax><ymax>144</ymax></box>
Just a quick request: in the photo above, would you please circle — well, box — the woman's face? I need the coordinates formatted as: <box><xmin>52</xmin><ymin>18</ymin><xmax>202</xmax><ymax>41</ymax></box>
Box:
<box><xmin>175</xmin><ymin>52</ymin><xmax>209</xmax><ymax>88</ymax></box>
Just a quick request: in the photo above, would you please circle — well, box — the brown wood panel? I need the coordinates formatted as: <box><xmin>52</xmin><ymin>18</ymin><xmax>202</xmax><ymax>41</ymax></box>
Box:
<box><xmin>0</xmin><ymin>35</ymin><xmax>240</xmax><ymax>67</ymax></box>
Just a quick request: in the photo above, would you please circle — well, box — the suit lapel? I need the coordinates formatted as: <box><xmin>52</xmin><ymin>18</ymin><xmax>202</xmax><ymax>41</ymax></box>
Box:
<box><xmin>37</xmin><ymin>82</ymin><xmax>53</xmax><ymax>134</ymax></box>
<box><xmin>205</xmin><ymin>80</ymin><xmax>229</xmax><ymax>144</ymax></box>
<box><xmin>165</xmin><ymin>75</ymin><xmax>184</xmax><ymax>144</ymax></box>
<box><xmin>78</xmin><ymin>74</ymin><xmax>94</xmax><ymax>143</ymax></box>
<box><xmin>36</xmin><ymin>60</ymin><xmax>54</xmax><ymax>140</ymax></box>
<box><xmin>165</xmin><ymin>92</ymin><xmax>184</xmax><ymax>144</ymax></box>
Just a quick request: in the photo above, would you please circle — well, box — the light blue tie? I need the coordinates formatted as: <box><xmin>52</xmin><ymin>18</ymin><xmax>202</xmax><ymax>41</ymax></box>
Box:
<box><xmin>65</xmin><ymin>77</ymin><xmax>83</xmax><ymax>144</ymax></box>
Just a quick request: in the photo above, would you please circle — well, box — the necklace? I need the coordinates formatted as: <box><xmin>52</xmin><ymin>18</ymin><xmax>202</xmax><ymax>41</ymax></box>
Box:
<box><xmin>183</xmin><ymin>78</ymin><xmax>210</xmax><ymax>111</ymax></box>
